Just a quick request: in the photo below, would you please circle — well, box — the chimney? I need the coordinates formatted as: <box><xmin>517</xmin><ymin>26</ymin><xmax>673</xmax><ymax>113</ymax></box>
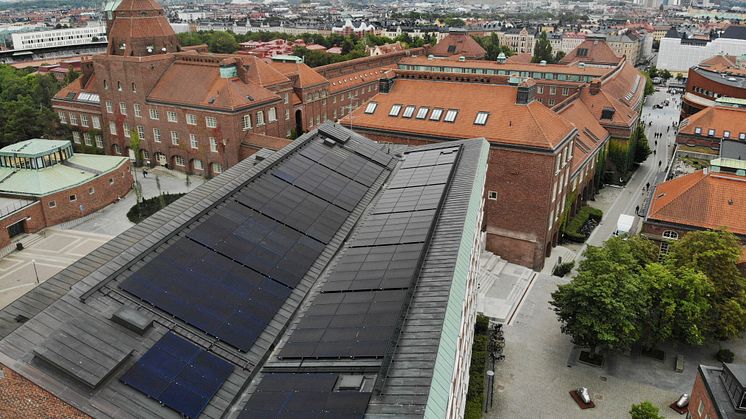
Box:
<box><xmin>589</xmin><ymin>79</ymin><xmax>601</xmax><ymax>95</ymax></box>
<box><xmin>80</xmin><ymin>57</ymin><xmax>94</xmax><ymax>87</ymax></box>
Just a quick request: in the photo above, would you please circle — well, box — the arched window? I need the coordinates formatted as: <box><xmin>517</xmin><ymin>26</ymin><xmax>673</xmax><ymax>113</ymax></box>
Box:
<box><xmin>662</xmin><ymin>230</ymin><xmax>679</xmax><ymax>240</ymax></box>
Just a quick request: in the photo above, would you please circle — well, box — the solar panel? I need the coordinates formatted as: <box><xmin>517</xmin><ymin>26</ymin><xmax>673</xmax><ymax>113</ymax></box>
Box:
<box><xmin>400</xmin><ymin>147</ymin><xmax>460</xmax><ymax>169</ymax></box>
<box><xmin>120</xmin><ymin>239</ymin><xmax>291</xmax><ymax>351</ymax></box>
<box><xmin>349</xmin><ymin>212</ymin><xmax>435</xmax><ymax>248</ymax></box>
<box><xmin>387</xmin><ymin>164</ymin><xmax>453</xmax><ymax>189</ymax></box>
<box><xmin>121</xmin><ymin>332</ymin><xmax>233</xmax><ymax>419</ymax></box>
<box><xmin>239</xmin><ymin>373</ymin><xmax>372</xmax><ymax>418</ymax></box>
<box><xmin>371</xmin><ymin>185</ymin><xmax>446</xmax><ymax>214</ymax></box>
<box><xmin>299</xmin><ymin>141</ymin><xmax>384</xmax><ymax>187</ymax></box>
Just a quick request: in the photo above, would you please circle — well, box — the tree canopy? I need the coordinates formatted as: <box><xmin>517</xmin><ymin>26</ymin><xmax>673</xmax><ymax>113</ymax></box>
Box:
<box><xmin>531</xmin><ymin>31</ymin><xmax>554</xmax><ymax>63</ymax></box>
<box><xmin>630</xmin><ymin>401</ymin><xmax>664</xmax><ymax>419</ymax></box>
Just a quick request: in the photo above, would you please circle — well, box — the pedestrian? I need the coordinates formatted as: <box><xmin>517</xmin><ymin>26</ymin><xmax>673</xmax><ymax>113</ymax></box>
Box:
<box><xmin>646</xmin><ymin>182</ymin><xmax>650</xmax><ymax>190</ymax></box>
<box><xmin>659</xmin><ymin>160</ymin><xmax>662</xmax><ymax>168</ymax></box>
<box><xmin>636</xmin><ymin>205</ymin><xmax>640</xmax><ymax>214</ymax></box>
<box><xmin>143</xmin><ymin>169</ymin><xmax>148</xmax><ymax>178</ymax></box>
<box><xmin>667</xmin><ymin>126</ymin><xmax>670</xmax><ymax>132</ymax></box>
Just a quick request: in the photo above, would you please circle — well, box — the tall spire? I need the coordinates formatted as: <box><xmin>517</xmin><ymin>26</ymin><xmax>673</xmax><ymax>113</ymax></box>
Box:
<box><xmin>107</xmin><ymin>0</ymin><xmax>179</xmax><ymax>57</ymax></box>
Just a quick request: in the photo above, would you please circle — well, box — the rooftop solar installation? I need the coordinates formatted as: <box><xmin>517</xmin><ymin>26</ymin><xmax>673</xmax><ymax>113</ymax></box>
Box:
<box><xmin>279</xmin><ymin>145</ymin><xmax>461</xmax><ymax>360</ymax></box>
<box><xmin>239</xmin><ymin>373</ymin><xmax>372</xmax><ymax>418</ymax></box>
<box><xmin>121</xmin><ymin>332</ymin><xmax>233</xmax><ymax>419</ymax></box>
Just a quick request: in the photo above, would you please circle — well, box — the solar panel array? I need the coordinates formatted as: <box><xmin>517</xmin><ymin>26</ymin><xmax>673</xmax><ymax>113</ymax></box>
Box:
<box><xmin>279</xmin><ymin>146</ymin><xmax>460</xmax><ymax>360</ymax></box>
<box><xmin>119</xmin><ymin>137</ymin><xmax>389</xmax><ymax>353</ymax></box>
<box><xmin>239</xmin><ymin>373</ymin><xmax>372</xmax><ymax>419</ymax></box>
<box><xmin>121</xmin><ymin>332</ymin><xmax>234</xmax><ymax>419</ymax></box>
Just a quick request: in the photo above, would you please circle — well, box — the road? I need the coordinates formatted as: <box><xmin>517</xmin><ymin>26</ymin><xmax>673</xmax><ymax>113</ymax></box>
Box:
<box><xmin>583</xmin><ymin>88</ymin><xmax>680</xmax><ymax>249</ymax></box>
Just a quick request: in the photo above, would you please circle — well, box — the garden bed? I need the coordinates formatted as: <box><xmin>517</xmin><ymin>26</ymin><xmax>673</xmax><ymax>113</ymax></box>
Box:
<box><xmin>563</xmin><ymin>206</ymin><xmax>603</xmax><ymax>243</ymax></box>
<box><xmin>127</xmin><ymin>193</ymin><xmax>185</xmax><ymax>223</ymax></box>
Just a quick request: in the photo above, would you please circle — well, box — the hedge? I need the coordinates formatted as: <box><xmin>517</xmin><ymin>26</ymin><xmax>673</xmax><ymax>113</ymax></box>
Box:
<box><xmin>127</xmin><ymin>193</ymin><xmax>185</xmax><ymax>223</ymax></box>
<box><xmin>563</xmin><ymin>206</ymin><xmax>603</xmax><ymax>243</ymax></box>
<box><xmin>465</xmin><ymin>314</ymin><xmax>490</xmax><ymax>419</ymax></box>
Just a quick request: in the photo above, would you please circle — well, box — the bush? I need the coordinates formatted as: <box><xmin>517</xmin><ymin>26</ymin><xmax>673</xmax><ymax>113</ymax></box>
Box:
<box><xmin>475</xmin><ymin>314</ymin><xmax>489</xmax><ymax>335</ymax></box>
<box><xmin>127</xmin><ymin>193</ymin><xmax>185</xmax><ymax>223</ymax></box>
<box><xmin>563</xmin><ymin>206</ymin><xmax>603</xmax><ymax>243</ymax></box>
<box><xmin>465</xmin><ymin>316</ymin><xmax>490</xmax><ymax>419</ymax></box>
<box><xmin>553</xmin><ymin>261</ymin><xmax>575</xmax><ymax>277</ymax></box>
<box><xmin>630</xmin><ymin>401</ymin><xmax>664</xmax><ymax>419</ymax></box>
<box><xmin>716</xmin><ymin>348</ymin><xmax>735</xmax><ymax>363</ymax></box>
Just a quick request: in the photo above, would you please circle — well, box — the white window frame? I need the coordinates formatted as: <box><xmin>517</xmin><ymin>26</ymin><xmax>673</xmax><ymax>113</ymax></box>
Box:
<box><xmin>365</xmin><ymin>102</ymin><xmax>378</xmax><ymax>114</ymax></box>
<box><xmin>119</xmin><ymin>102</ymin><xmax>127</xmax><ymax>115</ymax></box>
<box><xmin>415</xmin><ymin>107</ymin><xmax>429</xmax><ymax>119</ymax></box>
<box><xmin>190</xmin><ymin>134</ymin><xmax>198</xmax><ymax>149</ymax></box>
<box><xmin>134</xmin><ymin>103</ymin><xmax>142</xmax><ymax>118</ymax></box>
<box><xmin>402</xmin><ymin>106</ymin><xmax>415</xmax><ymax>118</ymax></box>
<box><xmin>153</xmin><ymin>127</ymin><xmax>161</xmax><ymax>142</ymax></box>
<box><xmin>167</xmin><ymin>111</ymin><xmax>178</xmax><ymax>123</ymax></box>
<box><xmin>210</xmin><ymin>137</ymin><xmax>218</xmax><ymax>152</ymax></box>
<box><xmin>92</xmin><ymin>116</ymin><xmax>100</xmax><ymax>129</ymax></box>
<box><xmin>105</xmin><ymin>100</ymin><xmax>113</xmax><ymax>113</ymax></box>
<box><xmin>109</xmin><ymin>121</ymin><xmax>117</xmax><ymax>135</ymax></box>
<box><xmin>186</xmin><ymin>114</ymin><xmax>196</xmax><ymax>125</ymax></box>
<box><xmin>205</xmin><ymin>116</ymin><xmax>217</xmax><ymax>128</ymax></box>
<box><xmin>474</xmin><ymin>112</ymin><xmax>489</xmax><ymax>125</ymax></box>
<box><xmin>389</xmin><ymin>104</ymin><xmax>402</xmax><ymax>116</ymax></box>
<box><xmin>256</xmin><ymin>111</ymin><xmax>265</xmax><ymax>126</ymax></box>
<box><xmin>149</xmin><ymin>108</ymin><xmax>159</xmax><ymax>120</ymax></box>
<box><xmin>171</xmin><ymin>131</ymin><xmax>179</xmax><ymax>145</ymax></box>
<box><xmin>444</xmin><ymin>109</ymin><xmax>458</xmax><ymax>123</ymax></box>
<box><xmin>268</xmin><ymin>107</ymin><xmax>277</xmax><ymax>122</ymax></box>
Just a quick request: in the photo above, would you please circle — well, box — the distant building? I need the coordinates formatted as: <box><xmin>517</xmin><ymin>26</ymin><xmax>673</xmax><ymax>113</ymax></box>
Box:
<box><xmin>682</xmin><ymin>54</ymin><xmax>746</xmax><ymax>119</ymax></box>
<box><xmin>658</xmin><ymin>25</ymin><xmax>746</xmax><ymax>72</ymax></box>
<box><xmin>0</xmin><ymin>139</ymin><xmax>131</xmax><ymax>247</ymax></box>
<box><xmin>559</xmin><ymin>35</ymin><xmax>624</xmax><ymax>67</ymax></box>
<box><xmin>10</xmin><ymin>25</ymin><xmax>106</xmax><ymax>50</ymax></box>
<box><xmin>499</xmin><ymin>28</ymin><xmax>535</xmax><ymax>55</ymax></box>
<box><xmin>430</xmin><ymin>29</ymin><xmax>487</xmax><ymax>59</ymax></box>
<box><xmin>331</xmin><ymin>19</ymin><xmax>374</xmax><ymax>37</ymax></box>
<box><xmin>688</xmin><ymin>364</ymin><xmax>746</xmax><ymax>419</ymax></box>
<box><xmin>369</xmin><ymin>42</ymin><xmax>404</xmax><ymax>56</ymax></box>
<box><xmin>676</xmin><ymin>105</ymin><xmax>746</xmax><ymax>150</ymax></box>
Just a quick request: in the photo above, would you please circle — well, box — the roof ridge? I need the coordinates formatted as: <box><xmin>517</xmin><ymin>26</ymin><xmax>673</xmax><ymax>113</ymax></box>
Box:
<box><xmin>526</xmin><ymin>103</ymin><xmax>557</xmax><ymax>148</ymax></box>
<box><xmin>654</xmin><ymin>171</ymin><xmax>709</xmax><ymax>216</ymax></box>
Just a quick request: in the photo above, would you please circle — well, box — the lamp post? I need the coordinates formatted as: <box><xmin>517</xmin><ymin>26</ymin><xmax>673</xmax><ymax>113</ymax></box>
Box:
<box><xmin>485</xmin><ymin>370</ymin><xmax>495</xmax><ymax>412</ymax></box>
<box><xmin>31</xmin><ymin>259</ymin><xmax>39</xmax><ymax>284</ymax></box>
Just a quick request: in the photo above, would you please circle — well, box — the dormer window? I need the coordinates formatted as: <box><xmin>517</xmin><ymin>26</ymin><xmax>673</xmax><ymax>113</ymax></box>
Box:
<box><xmin>694</xmin><ymin>127</ymin><xmax>702</xmax><ymax>135</ymax></box>
<box><xmin>724</xmin><ymin>131</ymin><xmax>731</xmax><ymax>138</ymax></box>
<box><xmin>708</xmin><ymin>129</ymin><xmax>716</xmax><ymax>137</ymax></box>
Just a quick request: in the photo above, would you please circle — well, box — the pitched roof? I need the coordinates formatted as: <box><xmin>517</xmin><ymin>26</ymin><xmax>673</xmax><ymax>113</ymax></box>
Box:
<box><xmin>114</xmin><ymin>0</ymin><xmax>162</xmax><ymax>11</ymax></box>
<box><xmin>430</xmin><ymin>32</ymin><xmax>486</xmax><ymax>59</ymax></box>
<box><xmin>269</xmin><ymin>61</ymin><xmax>328</xmax><ymax>88</ymax></box>
<box><xmin>723</xmin><ymin>25</ymin><xmax>746</xmax><ymax>40</ymax></box>
<box><xmin>559</xmin><ymin>38</ymin><xmax>622</xmax><ymax>66</ymax></box>
<box><xmin>240</xmin><ymin>132</ymin><xmax>292</xmax><ymax>152</ymax></box>
<box><xmin>700</xmin><ymin>54</ymin><xmax>738</xmax><ymax>68</ymax></box>
<box><xmin>505</xmin><ymin>52</ymin><xmax>533</xmax><ymax>64</ymax></box>
<box><xmin>647</xmin><ymin>170</ymin><xmax>746</xmax><ymax>235</ymax></box>
<box><xmin>343</xmin><ymin>78</ymin><xmax>575</xmax><ymax>150</ymax></box>
<box><xmin>679</xmin><ymin>106</ymin><xmax>746</xmax><ymax>138</ymax></box>
<box><xmin>0</xmin><ymin>363</ymin><xmax>88</xmax><ymax>418</ymax></box>
<box><xmin>557</xmin><ymin>99</ymin><xmax>610</xmax><ymax>175</ymax></box>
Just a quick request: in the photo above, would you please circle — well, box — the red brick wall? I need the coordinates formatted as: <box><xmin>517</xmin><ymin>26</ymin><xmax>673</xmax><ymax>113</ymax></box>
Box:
<box><xmin>0</xmin><ymin>202</ymin><xmax>45</xmax><ymax>248</ymax></box>
<box><xmin>689</xmin><ymin>369</ymin><xmax>720</xmax><ymax>419</ymax></box>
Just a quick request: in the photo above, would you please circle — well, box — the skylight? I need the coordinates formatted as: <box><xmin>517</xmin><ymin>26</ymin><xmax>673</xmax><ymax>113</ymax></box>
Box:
<box><xmin>415</xmin><ymin>107</ymin><xmax>429</xmax><ymax>119</ymax></box>
<box><xmin>474</xmin><ymin>112</ymin><xmax>489</xmax><ymax>125</ymax></box>
<box><xmin>389</xmin><ymin>104</ymin><xmax>402</xmax><ymax>116</ymax></box>
<box><xmin>365</xmin><ymin>102</ymin><xmax>378</xmax><ymax>114</ymax></box>
<box><xmin>402</xmin><ymin>106</ymin><xmax>415</xmax><ymax>118</ymax></box>
<box><xmin>444</xmin><ymin>109</ymin><xmax>458</xmax><ymax>123</ymax></box>
<box><xmin>430</xmin><ymin>108</ymin><xmax>443</xmax><ymax>121</ymax></box>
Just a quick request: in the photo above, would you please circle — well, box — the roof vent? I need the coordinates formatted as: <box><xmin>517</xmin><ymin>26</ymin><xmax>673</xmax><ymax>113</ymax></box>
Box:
<box><xmin>458</xmin><ymin>56</ymin><xmax>466</xmax><ymax>62</ymax></box>
<box><xmin>111</xmin><ymin>306</ymin><xmax>152</xmax><ymax>335</ymax></box>
<box><xmin>496</xmin><ymin>52</ymin><xmax>506</xmax><ymax>64</ymax></box>
<box><xmin>323</xmin><ymin>137</ymin><xmax>336</xmax><ymax>147</ymax></box>
<box><xmin>539</xmin><ymin>60</ymin><xmax>547</xmax><ymax>66</ymax></box>
<box><xmin>208</xmin><ymin>97</ymin><xmax>216</xmax><ymax>104</ymax></box>
<box><xmin>337</xmin><ymin>375</ymin><xmax>364</xmax><ymax>391</ymax></box>
<box><xmin>579</xmin><ymin>62</ymin><xmax>586</xmax><ymax>68</ymax></box>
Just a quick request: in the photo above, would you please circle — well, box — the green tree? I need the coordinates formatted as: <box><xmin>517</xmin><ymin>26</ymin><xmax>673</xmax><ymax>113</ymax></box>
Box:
<box><xmin>667</xmin><ymin>230</ymin><xmax>746</xmax><ymax>340</ymax></box>
<box><xmin>643</xmin><ymin>72</ymin><xmax>655</xmax><ymax>96</ymax></box>
<box><xmin>444</xmin><ymin>17</ymin><xmax>465</xmax><ymax>28</ymax></box>
<box><xmin>531</xmin><ymin>31</ymin><xmax>553</xmax><ymax>63</ymax></box>
<box><xmin>660</xmin><ymin>69</ymin><xmax>672</xmax><ymax>80</ymax></box>
<box><xmin>633</xmin><ymin>125</ymin><xmax>651</xmax><ymax>163</ymax></box>
<box><xmin>62</xmin><ymin>67</ymin><xmax>80</xmax><ymax>86</ymax></box>
<box><xmin>648</xmin><ymin>66</ymin><xmax>659</xmax><ymax>79</ymax></box>
<box><xmin>630</xmin><ymin>401</ymin><xmax>664</xmax><ymax>419</ymax></box>
<box><xmin>550</xmin><ymin>237</ymin><xmax>655</xmax><ymax>354</ymax></box>
<box><xmin>208</xmin><ymin>31</ymin><xmax>239</xmax><ymax>53</ymax></box>
<box><xmin>554</xmin><ymin>50</ymin><xmax>566</xmax><ymax>63</ymax></box>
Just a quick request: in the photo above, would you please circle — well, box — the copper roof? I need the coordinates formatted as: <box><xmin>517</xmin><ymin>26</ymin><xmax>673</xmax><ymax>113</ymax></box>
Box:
<box><xmin>648</xmin><ymin>170</ymin><xmax>746</xmax><ymax>235</ymax></box>
<box><xmin>343</xmin><ymin>78</ymin><xmax>574</xmax><ymax>149</ymax></box>
<box><xmin>679</xmin><ymin>106</ymin><xmax>746</xmax><ymax>137</ymax></box>
<box><xmin>430</xmin><ymin>32</ymin><xmax>486</xmax><ymax>59</ymax></box>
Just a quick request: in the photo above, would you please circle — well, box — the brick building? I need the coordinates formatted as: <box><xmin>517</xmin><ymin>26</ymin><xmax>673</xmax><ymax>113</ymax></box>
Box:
<box><xmin>676</xmin><ymin>105</ymin><xmax>746</xmax><ymax>151</ymax></box>
<box><xmin>688</xmin><ymin>364</ymin><xmax>746</xmax><ymax>419</ymax></box>
<box><xmin>682</xmin><ymin>55</ymin><xmax>746</xmax><ymax>119</ymax></box>
<box><xmin>429</xmin><ymin>29</ymin><xmax>486</xmax><ymax>59</ymax></box>
<box><xmin>0</xmin><ymin>139</ymin><xmax>132</xmax><ymax>248</ymax></box>
<box><xmin>51</xmin><ymin>0</ymin><xmax>422</xmax><ymax>177</ymax></box>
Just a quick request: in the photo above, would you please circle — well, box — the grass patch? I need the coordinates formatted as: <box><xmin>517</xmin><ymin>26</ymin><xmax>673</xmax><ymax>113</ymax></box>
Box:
<box><xmin>127</xmin><ymin>193</ymin><xmax>185</xmax><ymax>223</ymax></box>
<box><xmin>465</xmin><ymin>314</ymin><xmax>490</xmax><ymax>419</ymax></box>
<box><xmin>679</xmin><ymin>144</ymin><xmax>718</xmax><ymax>155</ymax></box>
<box><xmin>680</xmin><ymin>156</ymin><xmax>709</xmax><ymax>170</ymax></box>
<box><xmin>563</xmin><ymin>206</ymin><xmax>603</xmax><ymax>243</ymax></box>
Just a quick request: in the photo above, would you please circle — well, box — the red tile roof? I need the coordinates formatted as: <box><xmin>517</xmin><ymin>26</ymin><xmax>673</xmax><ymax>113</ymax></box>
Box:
<box><xmin>647</xmin><ymin>170</ymin><xmax>746</xmax><ymax>235</ymax></box>
<box><xmin>328</xmin><ymin>66</ymin><xmax>392</xmax><ymax>94</ymax></box>
<box><xmin>579</xmin><ymin>63</ymin><xmax>643</xmax><ymax>130</ymax></box>
<box><xmin>0</xmin><ymin>363</ymin><xmax>89</xmax><ymax>419</ymax></box>
<box><xmin>343</xmin><ymin>78</ymin><xmax>575</xmax><ymax>149</ymax></box>
<box><xmin>269</xmin><ymin>61</ymin><xmax>328</xmax><ymax>88</ymax></box>
<box><xmin>241</xmin><ymin>133</ymin><xmax>292</xmax><ymax>151</ymax></box>
<box><xmin>430</xmin><ymin>32</ymin><xmax>486</xmax><ymax>59</ymax></box>
<box><xmin>557</xmin><ymin>99</ymin><xmax>610</xmax><ymax>175</ymax></box>
<box><xmin>506</xmin><ymin>53</ymin><xmax>533</xmax><ymax>64</ymax></box>
<box><xmin>559</xmin><ymin>38</ymin><xmax>622</xmax><ymax>66</ymax></box>
<box><xmin>679</xmin><ymin>106</ymin><xmax>746</xmax><ymax>138</ymax></box>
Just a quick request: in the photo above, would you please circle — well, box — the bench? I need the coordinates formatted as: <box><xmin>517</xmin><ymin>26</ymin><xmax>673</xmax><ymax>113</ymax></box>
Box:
<box><xmin>675</xmin><ymin>354</ymin><xmax>684</xmax><ymax>373</ymax></box>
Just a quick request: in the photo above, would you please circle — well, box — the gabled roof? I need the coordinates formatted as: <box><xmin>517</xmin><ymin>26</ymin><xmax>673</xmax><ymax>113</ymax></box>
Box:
<box><xmin>647</xmin><ymin>170</ymin><xmax>746</xmax><ymax>235</ymax></box>
<box><xmin>269</xmin><ymin>61</ymin><xmax>328</xmax><ymax>88</ymax></box>
<box><xmin>505</xmin><ymin>52</ymin><xmax>533</xmax><ymax>64</ymax></box>
<box><xmin>430</xmin><ymin>32</ymin><xmax>486</xmax><ymax>59</ymax></box>
<box><xmin>699</xmin><ymin>54</ymin><xmax>738</xmax><ymax>68</ymax></box>
<box><xmin>344</xmin><ymin>78</ymin><xmax>575</xmax><ymax>150</ymax></box>
<box><xmin>560</xmin><ymin>38</ymin><xmax>622</xmax><ymax>66</ymax></box>
<box><xmin>679</xmin><ymin>106</ymin><xmax>746</xmax><ymax>138</ymax></box>
<box><xmin>557</xmin><ymin>99</ymin><xmax>610</xmax><ymax>175</ymax></box>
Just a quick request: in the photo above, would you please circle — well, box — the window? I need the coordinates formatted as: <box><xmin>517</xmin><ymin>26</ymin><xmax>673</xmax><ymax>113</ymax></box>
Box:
<box><xmin>549</xmin><ymin>86</ymin><xmax>557</xmax><ymax>95</ymax></box>
<box><xmin>284</xmin><ymin>93</ymin><xmax>289</xmax><ymax>104</ymax></box>
<box><xmin>389</xmin><ymin>104</ymin><xmax>402</xmax><ymax>116</ymax></box>
<box><xmin>474</xmin><ymin>112</ymin><xmax>489</xmax><ymax>125</ymax></box>
<box><xmin>548</xmin><ymin>99</ymin><xmax>556</xmax><ymax>106</ymax></box>
<box><xmin>95</xmin><ymin>135</ymin><xmax>103</xmax><ymax>148</ymax></box>
<box><xmin>444</xmin><ymin>109</ymin><xmax>458</xmax><ymax>123</ymax></box>
<box><xmin>58</xmin><ymin>111</ymin><xmax>67</xmax><ymax>124</ymax></box>
<box><xmin>430</xmin><ymin>108</ymin><xmax>443</xmax><ymax>121</ymax></box>
<box><xmin>106</xmin><ymin>100</ymin><xmax>113</xmax><ymax>113</ymax></box>
<box><xmin>69</xmin><ymin>113</ymin><xmax>78</xmax><ymax>125</ymax></box>
<box><xmin>186</xmin><ymin>114</ymin><xmax>196</xmax><ymax>125</ymax></box>
<box><xmin>109</xmin><ymin>121</ymin><xmax>117</xmax><ymax>135</ymax></box>
<box><xmin>103</xmin><ymin>80</ymin><xmax>108</xmax><ymax>90</ymax></box>
<box><xmin>131</xmin><ymin>82</ymin><xmax>136</xmax><ymax>93</ymax></box>
<box><xmin>740</xmin><ymin>133</ymin><xmax>746</xmax><ymax>140</ymax></box>
<box><xmin>141</xmin><ymin>149</ymin><xmax>149</xmax><ymax>160</ymax></box>
<box><xmin>151</xmin><ymin>128</ymin><xmax>160</xmax><ymax>142</ymax></box>
<box><xmin>365</xmin><ymin>102</ymin><xmax>378</xmax><ymax>114</ymax></box>
<box><xmin>708</xmin><ymin>128</ymin><xmax>715</xmax><ymax>137</ymax></box>
<box><xmin>415</xmin><ymin>107</ymin><xmax>429</xmax><ymax>119</ymax></box>
<box><xmin>662</xmin><ymin>230</ymin><xmax>679</xmax><ymax>239</ymax></box>
<box><xmin>211</xmin><ymin>162</ymin><xmax>222</xmax><ymax>174</ymax></box>
<box><xmin>694</xmin><ymin>127</ymin><xmax>702</xmax><ymax>135</ymax></box>
<box><xmin>123</xmin><ymin>122</ymin><xmax>130</xmax><ymax>138</ymax></box>
<box><xmin>167</xmin><ymin>111</ymin><xmax>177</xmax><ymax>123</ymax></box>
<box><xmin>193</xmin><ymin>159</ymin><xmax>203</xmax><ymax>170</ymax></box>
<box><xmin>92</xmin><ymin>116</ymin><xmax>100</xmax><ymax>129</ymax></box>
<box><xmin>256</xmin><ymin>111</ymin><xmax>265</xmax><ymax>126</ymax></box>
<box><xmin>113</xmin><ymin>144</ymin><xmax>122</xmax><ymax>155</ymax></box>
<box><xmin>83</xmin><ymin>133</ymin><xmax>92</xmax><ymax>146</ymax></box>
<box><xmin>89</xmin><ymin>187</ymin><xmax>95</xmax><ymax>194</ymax></box>
<box><xmin>174</xmin><ymin>155</ymin><xmax>185</xmax><ymax>167</ymax></box>
<box><xmin>697</xmin><ymin>400</ymin><xmax>704</xmax><ymax>417</ymax></box>
<box><xmin>488</xmin><ymin>191</ymin><xmax>497</xmax><ymax>200</ymax></box>
<box><xmin>119</xmin><ymin>102</ymin><xmax>127</xmax><ymax>115</ymax></box>
<box><xmin>109</xmin><ymin>178</ymin><xmax>114</xmax><ymax>185</ymax></box>
<box><xmin>69</xmin><ymin>194</ymin><xmax>77</xmax><ymax>202</ymax></box>
<box><xmin>724</xmin><ymin>130</ymin><xmax>731</xmax><ymax>138</ymax></box>
<box><xmin>210</xmin><ymin>137</ymin><xmax>218</xmax><ymax>152</ymax></box>
<box><xmin>285</xmin><ymin>109</ymin><xmax>290</xmax><ymax>120</ymax></box>
<box><xmin>562</xmin><ymin>87</ymin><xmax>570</xmax><ymax>96</ymax></box>
<box><xmin>537</xmin><ymin>85</ymin><xmax>544</xmax><ymax>94</ymax></box>
<box><xmin>265</xmin><ymin>107</ymin><xmax>275</xmax><ymax>122</ymax></box>
<box><xmin>72</xmin><ymin>131</ymin><xmax>81</xmax><ymax>144</ymax></box>
<box><xmin>48</xmin><ymin>200</ymin><xmax>56</xmax><ymax>208</ymax></box>
<box><xmin>149</xmin><ymin>109</ymin><xmax>159</xmax><ymax>120</ymax></box>
<box><xmin>134</xmin><ymin>103</ymin><xmax>142</xmax><ymax>118</ymax></box>
<box><xmin>402</xmin><ymin>106</ymin><xmax>415</xmax><ymax>118</ymax></box>
<box><xmin>80</xmin><ymin>114</ymin><xmax>89</xmax><ymax>127</ymax></box>
<box><xmin>205</xmin><ymin>116</ymin><xmax>217</xmax><ymax>128</ymax></box>
<box><xmin>117</xmin><ymin>81</ymin><xmax>122</xmax><ymax>91</ymax></box>
<box><xmin>171</xmin><ymin>131</ymin><xmax>179</xmax><ymax>145</ymax></box>
<box><xmin>137</xmin><ymin>125</ymin><xmax>145</xmax><ymax>140</ymax></box>
<box><xmin>190</xmin><ymin>134</ymin><xmax>198</xmax><ymax>149</ymax></box>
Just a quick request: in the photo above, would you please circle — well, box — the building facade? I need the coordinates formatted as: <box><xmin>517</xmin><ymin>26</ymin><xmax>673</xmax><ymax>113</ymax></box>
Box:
<box><xmin>688</xmin><ymin>364</ymin><xmax>746</xmax><ymax>419</ymax></box>
<box><xmin>11</xmin><ymin>25</ymin><xmax>106</xmax><ymax>50</ymax></box>
<box><xmin>658</xmin><ymin>25</ymin><xmax>746</xmax><ymax>72</ymax></box>
<box><xmin>682</xmin><ymin>55</ymin><xmax>746</xmax><ymax>119</ymax></box>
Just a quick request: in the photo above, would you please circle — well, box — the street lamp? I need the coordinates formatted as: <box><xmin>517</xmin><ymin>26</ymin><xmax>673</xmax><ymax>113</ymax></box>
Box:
<box><xmin>485</xmin><ymin>370</ymin><xmax>495</xmax><ymax>412</ymax></box>
<box><xmin>31</xmin><ymin>259</ymin><xmax>39</xmax><ymax>284</ymax></box>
